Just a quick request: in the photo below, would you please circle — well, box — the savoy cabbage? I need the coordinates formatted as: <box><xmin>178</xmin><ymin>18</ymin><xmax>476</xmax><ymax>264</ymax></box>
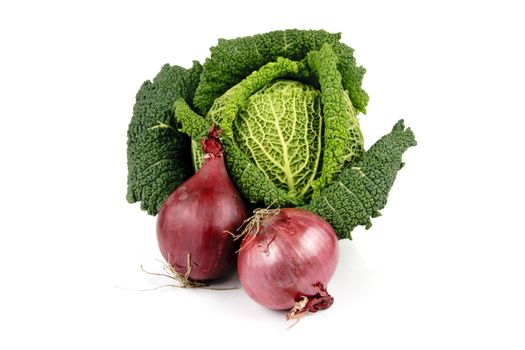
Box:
<box><xmin>127</xmin><ymin>29</ymin><xmax>416</xmax><ymax>239</ymax></box>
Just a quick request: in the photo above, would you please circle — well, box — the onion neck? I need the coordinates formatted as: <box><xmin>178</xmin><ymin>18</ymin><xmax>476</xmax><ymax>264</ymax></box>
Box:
<box><xmin>201</xmin><ymin>124</ymin><xmax>223</xmax><ymax>158</ymax></box>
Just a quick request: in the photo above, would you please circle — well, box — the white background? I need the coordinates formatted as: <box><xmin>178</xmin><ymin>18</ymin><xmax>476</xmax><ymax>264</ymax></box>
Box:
<box><xmin>1</xmin><ymin>0</ymin><xmax>524</xmax><ymax>349</ymax></box>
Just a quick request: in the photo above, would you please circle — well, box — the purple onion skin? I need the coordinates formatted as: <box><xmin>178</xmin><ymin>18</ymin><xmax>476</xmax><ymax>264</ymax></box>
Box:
<box><xmin>157</xmin><ymin>144</ymin><xmax>247</xmax><ymax>281</ymax></box>
<box><xmin>238</xmin><ymin>208</ymin><xmax>338</xmax><ymax>310</ymax></box>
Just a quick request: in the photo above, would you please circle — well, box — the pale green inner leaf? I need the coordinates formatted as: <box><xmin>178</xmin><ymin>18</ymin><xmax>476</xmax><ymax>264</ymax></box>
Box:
<box><xmin>232</xmin><ymin>80</ymin><xmax>322</xmax><ymax>200</ymax></box>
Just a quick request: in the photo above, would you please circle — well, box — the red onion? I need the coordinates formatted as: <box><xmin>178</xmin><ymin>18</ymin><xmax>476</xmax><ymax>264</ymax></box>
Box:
<box><xmin>237</xmin><ymin>208</ymin><xmax>338</xmax><ymax>318</ymax></box>
<box><xmin>156</xmin><ymin>126</ymin><xmax>248</xmax><ymax>282</ymax></box>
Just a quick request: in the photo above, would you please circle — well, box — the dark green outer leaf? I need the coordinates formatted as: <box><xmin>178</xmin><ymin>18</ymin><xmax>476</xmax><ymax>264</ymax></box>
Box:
<box><xmin>305</xmin><ymin>120</ymin><xmax>417</xmax><ymax>239</ymax></box>
<box><xmin>126</xmin><ymin>61</ymin><xmax>202</xmax><ymax>215</ymax></box>
<box><xmin>193</xmin><ymin>29</ymin><xmax>368</xmax><ymax>115</ymax></box>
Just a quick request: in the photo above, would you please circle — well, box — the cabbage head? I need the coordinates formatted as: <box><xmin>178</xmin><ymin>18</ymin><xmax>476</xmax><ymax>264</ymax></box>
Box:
<box><xmin>127</xmin><ymin>29</ymin><xmax>416</xmax><ymax>239</ymax></box>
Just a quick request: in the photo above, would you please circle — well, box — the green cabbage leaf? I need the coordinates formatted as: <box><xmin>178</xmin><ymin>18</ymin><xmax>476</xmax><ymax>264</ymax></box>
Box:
<box><xmin>126</xmin><ymin>62</ymin><xmax>202</xmax><ymax>215</ymax></box>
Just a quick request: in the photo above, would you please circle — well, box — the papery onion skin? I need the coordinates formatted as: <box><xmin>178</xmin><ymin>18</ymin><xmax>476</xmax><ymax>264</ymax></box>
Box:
<box><xmin>156</xmin><ymin>128</ymin><xmax>248</xmax><ymax>281</ymax></box>
<box><xmin>237</xmin><ymin>208</ymin><xmax>338</xmax><ymax>310</ymax></box>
